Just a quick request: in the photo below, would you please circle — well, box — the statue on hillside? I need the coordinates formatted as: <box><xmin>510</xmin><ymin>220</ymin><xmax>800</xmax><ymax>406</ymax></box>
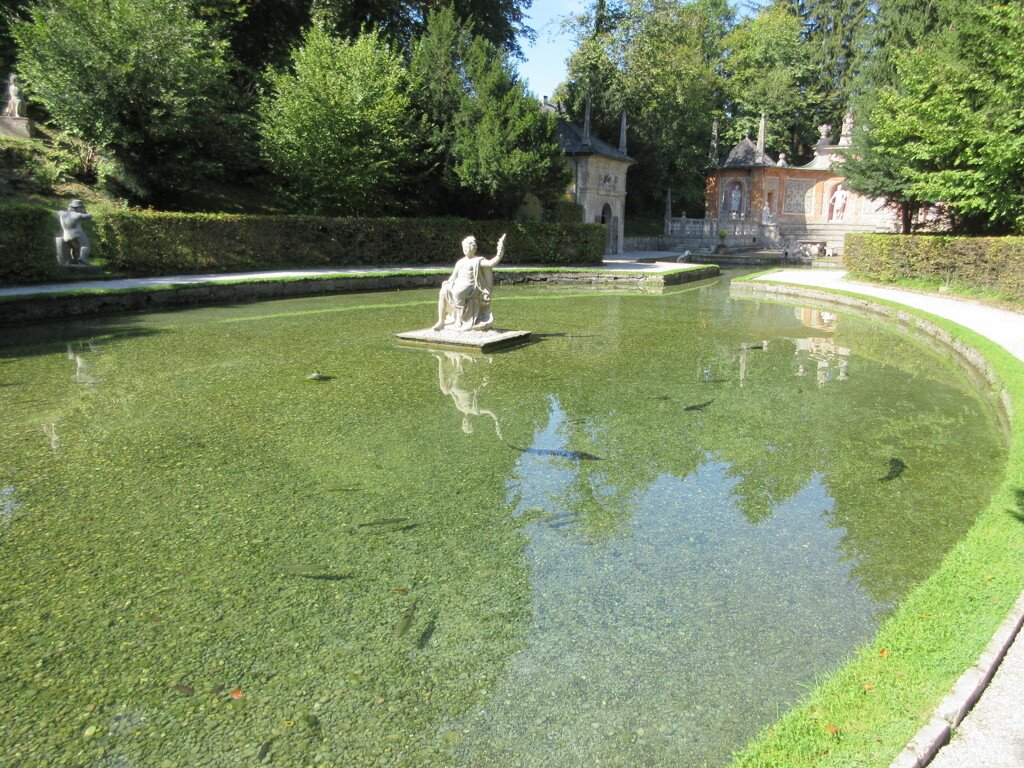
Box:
<box><xmin>3</xmin><ymin>74</ymin><xmax>24</xmax><ymax>118</ymax></box>
<box><xmin>56</xmin><ymin>200</ymin><xmax>93</xmax><ymax>265</ymax></box>
<box><xmin>433</xmin><ymin>234</ymin><xmax>506</xmax><ymax>332</ymax></box>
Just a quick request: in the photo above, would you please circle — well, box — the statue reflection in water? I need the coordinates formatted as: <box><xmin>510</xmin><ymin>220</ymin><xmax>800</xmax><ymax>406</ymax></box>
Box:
<box><xmin>434</xmin><ymin>351</ymin><xmax>504</xmax><ymax>438</ymax></box>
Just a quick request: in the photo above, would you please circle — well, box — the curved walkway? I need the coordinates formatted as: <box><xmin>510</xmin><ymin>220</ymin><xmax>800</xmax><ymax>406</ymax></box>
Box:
<box><xmin>754</xmin><ymin>269</ymin><xmax>1024</xmax><ymax>768</ymax></box>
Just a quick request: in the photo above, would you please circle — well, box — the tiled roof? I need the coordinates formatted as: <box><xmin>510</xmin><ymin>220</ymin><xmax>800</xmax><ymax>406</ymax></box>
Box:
<box><xmin>557</xmin><ymin>118</ymin><xmax>634</xmax><ymax>163</ymax></box>
<box><xmin>720</xmin><ymin>137</ymin><xmax>776</xmax><ymax>168</ymax></box>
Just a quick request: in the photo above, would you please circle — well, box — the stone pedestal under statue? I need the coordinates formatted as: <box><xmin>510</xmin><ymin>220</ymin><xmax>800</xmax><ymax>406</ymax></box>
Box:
<box><xmin>396</xmin><ymin>327</ymin><xmax>531</xmax><ymax>353</ymax></box>
<box><xmin>0</xmin><ymin>117</ymin><xmax>33</xmax><ymax>139</ymax></box>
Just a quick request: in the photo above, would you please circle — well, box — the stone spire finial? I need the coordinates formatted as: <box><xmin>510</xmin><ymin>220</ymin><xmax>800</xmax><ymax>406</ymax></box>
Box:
<box><xmin>756</xmin><ymin>113</ymin><xmax>766</xmax><ymax>160</ymax></box>
<box><xmin>619</xmin><ymin>110</ymin><xmax>627</xmax><ymax>153</ymax></box>
<box><xmin>583</xmin><ymin>97</ymin><xmax>592</xmax><ymax>147</ymax></box>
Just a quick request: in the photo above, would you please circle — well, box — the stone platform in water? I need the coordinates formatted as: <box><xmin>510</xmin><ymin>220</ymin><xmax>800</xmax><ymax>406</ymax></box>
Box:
<box><xmin>395</xmin><ymin>328</ymin><xmax>531</xmax><ymax>353</ymax></box>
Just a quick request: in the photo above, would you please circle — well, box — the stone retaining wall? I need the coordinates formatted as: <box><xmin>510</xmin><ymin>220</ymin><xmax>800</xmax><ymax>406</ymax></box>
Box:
<box><xmin>0</xmin><ymin>267</ymin><xmax>720</xmax><ymax>323</ymax></box>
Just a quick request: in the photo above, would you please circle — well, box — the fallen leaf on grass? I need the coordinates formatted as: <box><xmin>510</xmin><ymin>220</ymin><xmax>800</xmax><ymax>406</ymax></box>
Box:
<box><xmin>864</xmin><ymin>683</ymin><xmax>875</xmax><ymax>691</ymax></box>
<box><xmin>880</xmin><ymin>648</ymin><xmax>889</xmax><ymax>658</ymax></box>
<box><xmin>826</xmin><ymin>725</ymin><xmax>839</xmax><ymax>735</ymax></box>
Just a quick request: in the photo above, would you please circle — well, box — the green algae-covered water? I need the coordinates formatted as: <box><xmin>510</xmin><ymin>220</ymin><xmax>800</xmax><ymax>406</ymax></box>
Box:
<box><xmin>0</xmin><ymin>274</ymin><xmax>1007</xmax><ymax>767</ymax></box>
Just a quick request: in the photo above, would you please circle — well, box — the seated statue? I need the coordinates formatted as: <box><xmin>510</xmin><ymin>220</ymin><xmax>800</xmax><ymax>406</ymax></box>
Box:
<box><xmin>433</xmin><ymin>233</ymin><xmax>506</xmax><ymax>332</ymax></box>
<box><xmin>56</xmin><ymin>200</ymin><xmax>93</xmax><ymax>265</ymax></box>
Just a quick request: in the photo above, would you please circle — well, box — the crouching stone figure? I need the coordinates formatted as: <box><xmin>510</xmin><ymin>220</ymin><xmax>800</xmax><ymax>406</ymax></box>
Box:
<box><xmin>56</xmin><ymin>200</ymin><xmax>92</xmax><ymax>265</ymax></box>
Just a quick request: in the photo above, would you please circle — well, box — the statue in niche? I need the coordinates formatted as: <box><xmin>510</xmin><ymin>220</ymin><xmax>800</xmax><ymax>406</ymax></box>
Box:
<box><xmin>433</xmin><ymin>233</ymin><xmax>506</xmax><ymax>332</ymax></box>
<box><xmin>56</xmin><ymin>199</ymin><xmax>93</xmax><ymax>265</ymax></box>
<box><xmin>727</xmin><ymin>185</ymin><xmax>742</xmax><ymax>218</ymax></box>
<box><xmin>3</xmin><ymin>74</ymin><xmax>24</xmax><ymax>118</ymax></box>
<box><xmin>829</xmin><ymin>185</ymin><xmax>849</xmax><ymax>222</ymax></box>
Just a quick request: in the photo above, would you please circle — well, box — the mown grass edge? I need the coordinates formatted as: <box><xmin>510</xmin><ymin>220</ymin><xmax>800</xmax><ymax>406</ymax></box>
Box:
<box><xmin>727</xmin><ymin>273</ymin><xmax>1024</xmax><ymax>768</ymax></box>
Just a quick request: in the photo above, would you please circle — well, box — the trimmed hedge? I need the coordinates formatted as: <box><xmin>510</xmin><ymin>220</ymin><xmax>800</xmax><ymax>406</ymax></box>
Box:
<box><xmin>845</xmin><ymin>233</ymin><xmax>1024</xmax><ymax>301</ymax></box>
<box><xmin>95</xmin><ymin>211</ymin><xmax>606</xmax><ymax>276</ymax></box>
<box><xmin>0</xmin><ymin>203</ymin><xmax>63</xmax><ymax>284</ymax></box>
<box><xmin>546</xmin><ymin>198</ymin><xmax>585</xmax><ymax>224</ymax></box>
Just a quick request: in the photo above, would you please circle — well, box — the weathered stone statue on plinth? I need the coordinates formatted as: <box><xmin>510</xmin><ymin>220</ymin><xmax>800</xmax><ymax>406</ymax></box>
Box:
<box><xmin>395</xmin><ymin>234</ymin><xmax>531</xmax><ymax>353</ymax></box>
<box><xmin>433</xmin><ymin>234</ymin><xmax>505</xmax><ymax>331</ymax></box>
<box><xmin>56</xmin><ymin>200</ymin><xmax>93</xmax><ymax>266</ymax></box>
<box><xmin>0</xmin><ymin>74</ymin><xmax>33</xmax><ymax>138</ymax></box>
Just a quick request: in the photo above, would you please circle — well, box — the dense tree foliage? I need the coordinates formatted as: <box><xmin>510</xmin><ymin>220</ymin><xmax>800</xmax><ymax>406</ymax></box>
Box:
<box><xmin>311</xmin><ymin>0</ymin><xmax>533</xmax><ymax>56</ymax></box>
<box><xmin>13</xmin><ymin>0</ymin><xmax>239</xmax><ymax>202</ymax></box>
<box><xmin>561</xmin><ymin>0</ymin><xmax>731</xmax><ymax>217</ymax></box>
<box><xmin>793</xmin><ymin>0</ymin><xmax>871</xmax><ymax>130</ymax></box>
<box><xmin>258</xmin><ymin>27</ymin><xmax>412</xmax><ymax>216</ymax></box>
<box><xmin>407</xmin><ymin>8</ymin><xmax>566</xmax><ymax>218</ymax></box>
<box><xmin>843</xmin><ymin>0</ymin><xmax>1024</xmax><ymax>234</ymax></box>
<box><xmin>0</xmin><ymin>0</ymin><xmax>29</xmax><ymax>80</ymax></box>
<box><xmin>5</xmin><ymin>0</ymin><xmax>1021</xmax><ymax>232</ymax></box>
<box><xmin>720</xmin><ymin>0</ymin><xmax>820</xmax><ymax>159</ymax></box>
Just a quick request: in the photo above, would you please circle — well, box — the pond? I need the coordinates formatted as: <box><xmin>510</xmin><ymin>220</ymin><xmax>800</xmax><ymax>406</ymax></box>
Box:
<box><xmin>0</xmin><ymin>273</ymin><xmax>1007</xmax><ymax>767</ymax></box>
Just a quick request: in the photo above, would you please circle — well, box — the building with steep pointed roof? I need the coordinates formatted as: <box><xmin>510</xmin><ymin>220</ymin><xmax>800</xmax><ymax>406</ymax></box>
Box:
<box><xmin>530</xmin><ymin>97</ymin><xmax>635</xmax><ymax>254</ymax></box>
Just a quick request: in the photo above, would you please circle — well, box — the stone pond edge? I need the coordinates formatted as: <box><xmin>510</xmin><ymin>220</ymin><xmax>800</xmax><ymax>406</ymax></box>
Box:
<box><xmin>0</xmin><ymin>265</ymin><xmax>721</xmax><ymax>323</ymax></box>
<box><xmin>731</xmin><ymin>275</ymin><xmax>1024</xmax><ymax>768</ymax></box>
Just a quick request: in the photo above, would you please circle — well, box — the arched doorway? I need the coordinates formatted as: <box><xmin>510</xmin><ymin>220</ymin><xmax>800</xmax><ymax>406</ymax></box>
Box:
<box><xmin>600</xmin><ymin>203</ymin><xmax>617</xmax><ymax>253</ymax></box>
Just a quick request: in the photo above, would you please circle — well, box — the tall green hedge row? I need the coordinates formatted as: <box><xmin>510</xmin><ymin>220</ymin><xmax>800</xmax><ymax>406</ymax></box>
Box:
<box><xmin>95</xmin><ymin>210</ymin><xmax>606</xmax><ymax>276</ymax></box>
<box><xmin>845</xmin><ymin>233</ymin><xmax>1024</xmax><ymax>301</ymax></box>
<box><xmin>0</xmin><ymin>204</ymin><xmax>62</xmax><ymax>284</ymax></box>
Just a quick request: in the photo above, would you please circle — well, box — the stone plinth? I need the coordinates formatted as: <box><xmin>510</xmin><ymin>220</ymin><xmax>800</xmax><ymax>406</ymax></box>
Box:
<box><xmin>395</xmin><ymin>328</ymin><xmax>531</xmax><ymax>353</ymax></box>
<box><xmin>0</xmin><ymin>117</ymin><xmax>33</xmax><ymax>139</ymax></box>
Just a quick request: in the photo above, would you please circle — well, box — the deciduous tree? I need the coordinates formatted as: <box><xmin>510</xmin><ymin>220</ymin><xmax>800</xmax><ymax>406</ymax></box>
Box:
<box><xmin>258</xmin><ymin>26</ymin><xmax>412</xmax><ymax>216</ymax></box>
<box><xmin>561</xmin><ymin>0</ymin><xmax>731</xmax><ymax>216</ymax></box>
<box><xmin>409</xmin><ymin>7</ymin><xmax>566</xmax><ymax>218</ymax></box>
<box><xmin>13</xmin><ymin>0</ymin><xmax>238</xmax><ymax>202</ymax></box>
<box><xmin>844</xmin><ymin>2</ymin><xmax>1024</xmax><ymax>234</ymax></box>
<box><xmin>720</xmin><ymin>0</ymin><xmax>821</xmax><ymax>161</ymax></box>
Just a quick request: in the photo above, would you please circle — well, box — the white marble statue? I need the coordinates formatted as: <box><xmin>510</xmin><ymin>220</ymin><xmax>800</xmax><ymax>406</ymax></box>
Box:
<box><xmin>829</xmin><ymin>185</ymin><xmax>849</xmax><ymax>222</ymax></box>
<box><xmin>56</xmin><ymin>200</ymin><xmax>93</xmax><ymax>265</ymax></box>
<box><xmin>3</xmin><ymin>74</ymin><xmax>23</xmax><ymax>118</ymax></box>
<box><xmin>728</xmin><ymin>186</ymin><xmax>742</xmax><ymax>217</ymax></box>
<box><xmin>433</xmin><ymin>234</ymin><xmax>506</xmax><ymax>332</ymax></box>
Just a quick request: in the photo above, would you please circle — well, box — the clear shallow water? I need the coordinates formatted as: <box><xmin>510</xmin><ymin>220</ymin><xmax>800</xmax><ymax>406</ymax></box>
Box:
<box><xmin>0</xmin><ymin>275</ymin><xmax>1006</xmax><ymax>767</ymax></box>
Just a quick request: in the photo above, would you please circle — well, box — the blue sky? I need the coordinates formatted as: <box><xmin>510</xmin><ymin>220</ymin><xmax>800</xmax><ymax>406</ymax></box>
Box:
<box><xmin>515</xmin><ymin>1</ymin><xmax>588</xmax><ymax>101</ymax></box>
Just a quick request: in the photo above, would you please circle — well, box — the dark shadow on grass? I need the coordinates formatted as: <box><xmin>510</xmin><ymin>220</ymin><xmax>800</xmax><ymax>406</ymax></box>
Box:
<box><xmin>1008</xmin><ymin>489</ymin><xmax>1024</xmax><ymax>524</ymax></box>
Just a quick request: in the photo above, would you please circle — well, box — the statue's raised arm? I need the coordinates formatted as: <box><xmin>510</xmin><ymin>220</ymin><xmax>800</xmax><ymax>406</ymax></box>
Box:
<box><xmin>482</xmin><ymin>233</ymin><xmax>507</xmax><ymax>268</ymax></box>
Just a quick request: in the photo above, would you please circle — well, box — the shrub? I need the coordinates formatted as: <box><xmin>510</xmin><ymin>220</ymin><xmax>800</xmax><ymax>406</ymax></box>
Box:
<box><xmin>94</xmin><ymin>210</ymin><xmax>605</xmax><ymax>277</ymax></box>
<box><xmin>0</xmin><ymin>203</ymin><xmax>63</xmax><ymax>284</ymax></box>
<box><xmin>258</xmin><ymin>27</ymin><xmax>411</xmax><ymax>217</ymax></box>
<box><xmin>546</xmin><ymin>199</ymin><xmax>584</xmax><ymax>224</ymax></box>
<box><xmin>845</xmin><ymin>233</ymin><xmax>1024</xmax><ymax>301</ymax></box>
